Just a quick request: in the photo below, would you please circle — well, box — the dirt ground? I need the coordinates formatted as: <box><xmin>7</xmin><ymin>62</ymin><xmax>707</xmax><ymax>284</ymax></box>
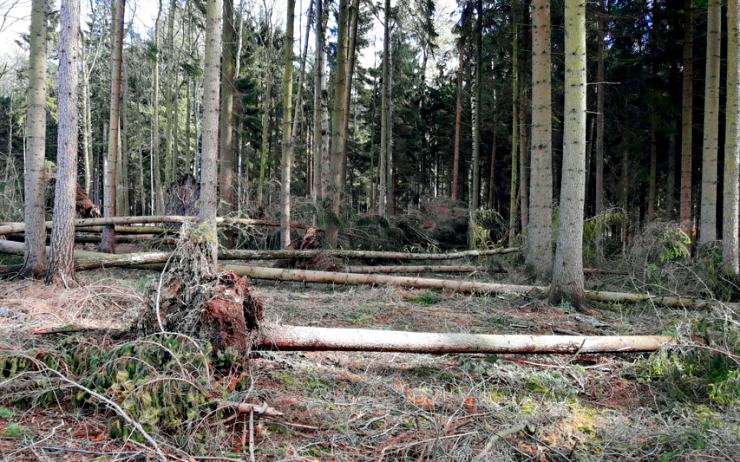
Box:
<box><xmin>0</xmin><ymin>267</ymin><xmax>738</xmax><ymax>461</ymax></box>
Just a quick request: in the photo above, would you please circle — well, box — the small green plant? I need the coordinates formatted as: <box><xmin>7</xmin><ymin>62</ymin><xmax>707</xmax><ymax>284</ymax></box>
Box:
<box><xmin>657</xmin><ymin>228</ymin><xmax>691</xmax><ymax>264</ymax></box>
<box><xmin>0</xmin><ymin>406</ymin><xmax>14</xmax><ymax>419</ymax></box>
<box><xmin>1</xmin><ymin>422</ymin><xmax>28</xmax><ymax>438</ymax></box>
<box><xmin>405</xmin><ymin>291</ymin><xmax>441</xmax><ymax>305</ymax></box>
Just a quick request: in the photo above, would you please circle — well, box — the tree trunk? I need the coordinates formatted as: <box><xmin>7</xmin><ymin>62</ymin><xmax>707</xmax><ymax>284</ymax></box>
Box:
<box><xmin>488</xmin><ymin>112</ymin><xmax>497</xmax><ymax>210</ymax></box>
<box><xmin>341</xmin><ymin>265</ymin><xmax>484</xmax><ymax>274</ymax></box>
<box><xmin>326</xmin><ymin>0</ymin><xmax>349</xmax><ymax>247</ymax></box>
<box><xmin>221</xmin><ymin>247</ymin><xmax>518</xmax><ymax>260</ymax></box>
<box><xmin>21</xmin><ymin>0</ymin><xmax>48</xmax><ymax>279</ymax></box>
<box><xmin>199</xmin><ymin>0</ymin><xmax>223</xmax><ymax>264</ymax></box>
<box><xmin>81</xmin><ymin>62</ymin><xmax>92</xmax><ymax>196</ymax></box>
<box><xmin>509</xmin><ymin>10</ymin><xmax>519</xmax><ymax>246</ymax></box>
<box><xmin>152</xmin><ymin>0</ymin><xmax>165</xmax><ymax>213</ymax></box>
<box><xmin>258</xmin><ymin>325</ymin><xmax>673</xmax><ymax>355</ymax></box>
<box><xmin>120</xmin><ymin>61</ymin><xmax>130</xmax><ymax>216</ymax></box>
<box><xmin>724</xmin><ymin>0</ymin><xmax>739</xmax><ymax>274</ymax></box>
<box><xmin>699</xmin><ymin>0</ymin><xmax>721</xmax><ymax>243</ymax></box>
<box><xmin>378</xmin><ymin>0</ymin><xmax>391</xmax><ymax>216</ymax></box>
<box><xmin>164</xmin><ymin>0</ymin><xmax>177</xmax><ymax>188</ymax></box>
<box><xmin>550</xmin><ymin>0</ymin><xmax>587</xmax><ymax>308</ymax></box>
<box><xmin>218</xmin><ymin>0</ymin><xmax>236</xmax><ymax>214</ymax></box>
<box><xmin>280</xmin><ymin>0</ymin><xmax>295</xmax><ymax>248</ymax></box>
<box><xmin>526</xmin><ymin>0</ymin><xmax>553</xmax><ymax>278</ymax></box>
<box><xmin>647</xmin><ymin>114</ymin><xmax>657</xmax><ymax>221</ymax></box>
<box><xmin>101</xmin><ymin>0</ymin><xmax>125</xmax><ymax>254</ymax></box>
<box><xmin>666</xmin><ymin>123</ymin><xmax>677</xmax><ymax>216</ymax></box>
<box><xmin>257</xmin><ymin>75</ymin><xmax>272</xmax><ymax>206</ymax></box>
<box><xmin>312</xmin><ymin>0</ymin><xmax>324</xmax><ymax>205</ymax></box>
<box><xmin>594</xmin><ymin>0</ymin><xmax>606</xmax><ymax>215</ymax></box>
<box><xmin>679</xmin><ymin>0</ymin><xmax>694</xmax><ymax>236</ymax></box>
<box><xmin>451</xmin><ymin>39</ymin><xmax>464</xmax><ymax>201</ymax></box>
<box><xmin>47</xmin><ymin>0</ymin><xmax>81</xmax><ymax>286</ymax></box>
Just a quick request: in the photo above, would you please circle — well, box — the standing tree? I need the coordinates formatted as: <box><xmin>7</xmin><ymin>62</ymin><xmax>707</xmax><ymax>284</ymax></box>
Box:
<box><xmin>101</xmin><ymin>0</ymin><xmax>126</xmax><ymax>253</ymax></box>
<box><xmin>199</xmin><ymin>0</ymin><xmax>223</xmax><ymax>263</ymax></box>
<box><xmin>509</xmin><ymin>4</ymin><xmax>519</xmax><ymax>246</ymax></box>
<box><xmin>724</xmin><ymin>0</ymin><xmax>739</xmax><ymax>274</ymax></box>
<box><xmin>470</xmin><ymin>0</ymin><xmax>482</xmax><ymax>213</ymax></box>
<box><xmin>378</xmin><ymin>0</ymin><xmax>391</xmax><ymax>216</ymax></box>
<box><xmin>47</xmin><ymin>0</ymin><xmax>81</xmax><ymax>285</ymax></box>
<box><xmin>594</xmin><ymin>0</ymin><xmax>606</xmax><ymax>215</ymax></box>
<box><xmin>280</xmin><ymin>0</ymin><xmax>295</xmax><ymax>248</ymax></box>
<box><xmin>526</xmin><ymin>0</ymin><xmax>553</xmax><ymax>278</ymax></box>
<box><xmin>21</xmin><ymin>0</ymin><xmax>48</xmax><ymax>278</ymax></box>
<box><xmin>219</xmin><ymin>0</ymin><xmax>237</xmax><ymax>213</ymax></box>
<box><xmin>550</xmin><ymin>0</ymin><xmax>587</xmax><ymax>307</ymax></box>
<box><xmin>699</xmin><ymin>0</ymin><xmax>721</xmax><ymax>243</ymax></box>
<box><xmin>679</xmin><ymin>0</ymin><xmax>693</xmax><ymax>236</ymax></box>
<box><xmin>312</xmin><ymin>0</ymin><xmax>324</xmax><ymax>205</ymax></box>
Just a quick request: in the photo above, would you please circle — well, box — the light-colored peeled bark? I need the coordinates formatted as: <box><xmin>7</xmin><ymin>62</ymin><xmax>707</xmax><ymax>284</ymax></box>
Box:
<box><xmin>47</xmin><ymin>0</ymin><xmax>81</xmax><ymax>286</ymax></box>
<box><xmin>101</xmin><ymin>0</ymin><xmax>125</xmax><ymax>254</ymax></box>
<box><xmin>724</xmin><ymin>0</ymin><xmax>740</xmax><ymax>274</ymax></box>
<box><xmin>221</xmin><ymin>247</ymin><xmax>518</xmax><ymax>260</ymax></box>
<box><xmin>258</xmin><ymin>324</ymin><xmax>673</xmax><ymax>355</ymax></box>
<box><xmin>551</xmin><ymin>0</ymin><xmax>587</xmax><ymax>307</ymax></box>
<box><xmin>218</xmin><ymin>0</ymin><xmax>236</xmax><ymax>213</ymax></box>
<box><xmin>526</xmin><ymin>0</ymin><xmax>553</xmax><ymax>278</ymax></box>
<box><xmin>199</xmin><ymin>0</ymin><xmax>223</xmax><ymax>264</ymax></box>
<box><xmin>699</xmin><ymin>0</ymin><xmax>721</xmax><ymax>243</ymax></box>
<box><xmin>280</xmin><ymin>0</ymin><xmax>295</xmax><ymax>248</ymax></box>
<box><xmin>342</xmin><ymin>265</ymin><xmax>484</xmax><ymax>274</ymax></box>
<box><xmin>680</xmin><ymin>0</ymin><xmax>694</xmax><ymax>236</ymax></box>
<box><xmin>21</xmin><ymin>0</ymin><xmax>48</xmax><ymax>279</ymax></box>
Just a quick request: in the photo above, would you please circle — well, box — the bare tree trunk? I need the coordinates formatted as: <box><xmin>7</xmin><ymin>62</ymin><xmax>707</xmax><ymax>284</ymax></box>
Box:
<box><xmin>342</xmin><ymin>265</ymin><xmax>484</xmax><ymax>274</ymax></box>
<box><xmin>259</xmin><ymin>324</ymin><xmax>673</xmax><ymax>355</ymax></box>
<box><xmin>120</xmin><ymin>61</ymin><xmax>130</xmax><ymax>216</ymax></box>
<box><xmin>81</xmin><ymin>63</ymin><xmax>92</xmax><ymax>195</ymax></box>
<box><xmin>509</xmin><ymin>11</ymin><xmax>519</xmax><ymax>247</ymax></box>
<box><xmin>164</xmin><ymin>0</ymin><xmax>177</xmax><ymax>188</ymax></box>
<box><xmin>312</xmin><ymin>0</ymin><xmax>324</xmax><ymax>205</ymax></box>
<box><xmin>724</xmin><ymin>0</ymin><xmax>739</xmax><ymax>274</ymax></box>
<box><xmin>526</xmin><ymin>0</ymin><xmax>553</xmax><ymax>278</ymax></box>
<box><xmin>594</xmin><ymin>0</ymin><xmax>606</xmax><ymax>215</ymax></box>
<box><xmin>550</xmin><ymin>0</ymin><xmax>586</xmax><ymax>308</ymax></box>
<box><xmin>21</xmin><ymin>0</ymin><xmax>48</xmax><ymax>279</ymax></box>
<box><xmin>257</xmin><ymin>76</ymin><xmax>273</xmax><ymax>206</ymax></box>
<box><xmin>699</xmin><ymin>0</ymin><xmax>721</xmax><ymax>243</ymax></box>
<box><xmin>326</xmin><ymin>0</ymin><xmax>349</xmax><ymax>247</ymax></box>
<box><xmin>152</xmin><ymin>0</ymin><xmax>165</xmax><ymax>213</ymax></box>
<box><xmin>199</xmin><ymin>0</ymin><xmax>223</xmax><ymax>264</ymax></box>
<box><xmin>218</xmin><ymin>0</ymin><xmax>236</xmax><ymax>214</ymax></box>
<box><xmin>647</xmin><ymin>114</ymin><xmax>657</xmax><ymax>221</ymax></box>
<box><xmin>378</xmin><ymin>0</ymin><xmax>391</xmax><ymax>216</ymax></box>
<box><xmin>451</xmin><ymin>39</ymin><xmax>463</xmax><ymax>201</ymax></box>
<box><xmin>488</xmin><ymin>110</ymin><xmax>497</xmax><ymax>209</ymax></box>
<box><xmin>679</xmin><ymin>0</ymin><xmax>694</xmax><ymax>236</ymax></box>
<box><xmin>280</xmin><ymin>0</ymin><xmax>295</xmax><ymax>248</ymax></box>
<box><xmin>471</xmin><ymin>0</ymin><xmax>482</xmax><ymax>213</ymax></box>
<box><xmin>47</xmin><ymin>0</ymin><xmax>81</xmax><ymax>286</ymax></box>
<box><xmin>101</xmin><ymin>0</ymin><xmax>125</xmax><ymax>253</ymax></box>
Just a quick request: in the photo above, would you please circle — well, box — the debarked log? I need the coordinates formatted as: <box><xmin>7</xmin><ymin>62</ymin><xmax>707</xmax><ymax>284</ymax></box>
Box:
<box><xmin>220</xmin><ymin>247</ymin><xmax>519</xmax><ymax>261</ymax></box>
<box><xmin>341</xmin><ymin>265</ymin><xmax>485</xmax><ymax>273</ymax></box>
<box><xmin>257</xmin><ymin>324</ymin><xmax>674</xmax><ymax>354</ymax></box>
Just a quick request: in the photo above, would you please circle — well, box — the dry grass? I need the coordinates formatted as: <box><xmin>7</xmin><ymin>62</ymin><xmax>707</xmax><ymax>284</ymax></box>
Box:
<box><xmin>0</xmin><ymin>268</ymin><xmax>738</xmax><ymax>461</ymax></box>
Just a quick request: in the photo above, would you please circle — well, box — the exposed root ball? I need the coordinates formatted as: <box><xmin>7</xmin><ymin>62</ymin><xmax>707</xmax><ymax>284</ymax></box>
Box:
<box><xmin>136</xmin><ymin>224</ymin><xmax>263</xmax><ymax>355</ymax></box>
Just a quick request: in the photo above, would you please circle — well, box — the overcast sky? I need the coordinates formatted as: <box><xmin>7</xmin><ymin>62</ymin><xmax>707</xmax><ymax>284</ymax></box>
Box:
<box><xmin>0</xmin><ymin>0</ymin><xmax>459</xmax><ymax>75</ymax></box>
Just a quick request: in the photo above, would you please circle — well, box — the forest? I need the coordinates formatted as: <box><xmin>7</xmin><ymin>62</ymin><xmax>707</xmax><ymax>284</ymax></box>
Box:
<box><xmin>0</xmin><ymin>0</ymin><xmax>738</xmax><ymax>460</ymax></box>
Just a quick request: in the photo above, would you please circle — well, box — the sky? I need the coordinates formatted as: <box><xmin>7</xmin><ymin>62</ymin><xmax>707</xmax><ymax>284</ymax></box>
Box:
<box><xmin>0</xmin><ymin>0</ymin><xmax>459</xmax><ymax>75</ymax></box>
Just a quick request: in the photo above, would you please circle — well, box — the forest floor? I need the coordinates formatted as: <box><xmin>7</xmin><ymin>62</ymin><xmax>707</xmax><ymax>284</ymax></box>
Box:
<box><xmin>0</xmin><ymin>264</ymin><xmax>738</xmax><ymax>461</ymax></box>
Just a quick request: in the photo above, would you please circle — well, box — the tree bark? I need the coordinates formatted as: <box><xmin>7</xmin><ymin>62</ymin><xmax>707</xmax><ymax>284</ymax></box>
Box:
<box><xmin>258</xmin><ymin>324</ymin><xmax>673</xmax><ymax>354</ymax></box>
<box><xmin>550</xmin><ymin>0</ymin><xmax>587</xmax><ymax>308</ymax></box>
<box><xmin>699</xmin><ymin>0</ymin><xmax>721</xmax><ymax>243</ymax></box>
<box><xmin>724</xmin><ymin>0</ymin><xmax>739</xmax><ymax>274</ymax></box>
<box><xmin>526</xmin><ymin>0</ymin><xmax>553</xmax><ymax>278</ymax></box>
<box><xmin>341</xmin><ymin>265</ymin><xmax>484</xmax><ymax>274</ymax></box>
<box><xmin>21</xmin><ymin>0</ymin><xmax>48</xmax><ymax>279</ymax></box>
<box><xmin>488</xmin><ymin>91</ymin><xmax>497</xmax><ymax>209</ymax></box>
<box><xmin>312</xmin><ymin>0</ymin><xmax>324</xmax><ymax>205</ymax></box>
<box><xmin>451</xmin><ymin>38</ymin><xmax>463</xmax><ymax>201</ymax></box>
<box><xmin>470</xmin><ymin>0</ymin><xmax>482</xmax><ymax>213</ymax></box>
<box><xmin>164</xmin><ymin>0</ymin><xmax>177</xmax><ymax>187</ymax></box>
<box><xmin>46</xmin><ymin>0</ymin><xmax>81</xmax><ymax>286</ymax></box>
<box><xmin>378</xmin><ymin>0</ymin><xmax>391</xmax><ymax>216</ymax></box>
<box><xmin>509</xmin><ymin>9</ymin><xmax>519</xmax><ymax>246</ymax></box>
<box><xmin>280</xmin><ymin>0</ymin><xmax>295</xmax><ymax>249</ymax></box>
<box><xmin>647</xmin><ymin>114</ymin><xmax>657</xmax><ymax>221</ymax></box>
<box><xmin>152</xmin><ymin>0</ymin><xmax>165</xmax><ymax>213</ymax></box>
<box><xmin>101</xmin><ymin>0</ymin><xmax>125</xmax><ymax>254</ymax></box>
<box><xmin>199</xmin><ymin>0</ymin><xmax>223</xmax><ymax>264</ymax></box>
<box><xmin>594</xmin><ymin>0</ymin><xmax>606</xmax><ymax>215</ymax></box>
<box><xmin>679</xmin><ymin>0</ymin><xmax>694</xmax><ymax>237</ymax></box>
<box><xmin>218</xmin><ymin>0</ymin><xmax>236</xmax><ymax>213</ymax></box>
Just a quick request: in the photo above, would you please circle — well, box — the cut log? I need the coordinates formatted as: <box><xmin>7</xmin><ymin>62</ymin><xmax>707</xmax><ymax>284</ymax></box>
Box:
<box><xmin>341</xmin><ymin>265</ymin><xmax>485</xmax><ymax>274</ymax></box>
<box><xmin>75</xmin><ymin>225</ymin><xmax>176</xmax><ymax>234</ymax></box>
<box><xmin>221</xmin><ymin>247</ymin><xmax>519</xmax><ymax>261</ymax></box>
<box><xmin>224</xmin><ymin>265</ymin><xmax>720</xmax><ymax>309</ymax></box>
<box><xmin>257</xmin><ymin>324</ymin><xmax>673</xmax><ymax>354</ymax></box>
<box><xmin>0</xmin><ymin>215</ymin><xmax>312</xmax><ymax>236</ymax></box>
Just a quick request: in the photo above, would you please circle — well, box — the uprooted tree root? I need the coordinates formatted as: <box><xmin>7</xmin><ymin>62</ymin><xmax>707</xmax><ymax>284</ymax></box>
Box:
<box><xmin>135</xmin><ymin>224</ymin><xmax>264</xmax><ymax>356</ymax></box>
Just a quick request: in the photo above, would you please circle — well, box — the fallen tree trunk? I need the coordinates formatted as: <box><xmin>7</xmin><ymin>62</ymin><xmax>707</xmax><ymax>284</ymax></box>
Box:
<box><xmin>257</xmin><ymin>324</ymin><xmax>673</xmax><ymax>354</ymax></box>
<box><xmin>75</xmin><ymin>225</ymin><xmax>176</xmax><ymax>234</ymax></box>
<box><xmin>0</xmin><ymin>215</ymin><xmax>312</xmax><ymax>235</ymax></box>
<box><xmin>221</xmin><ymin>247</ymin><xmax>518</xmax><ymax>261</ymax></box>
<box><xmin>224</xmin><ymin>265</ymin><xmax>719</xmax><ymax>309</ymax></box>
<box><xmin>341</xmin><ymin>265</ymin><xmax>485</xmax><ymax>274</ymax></box>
